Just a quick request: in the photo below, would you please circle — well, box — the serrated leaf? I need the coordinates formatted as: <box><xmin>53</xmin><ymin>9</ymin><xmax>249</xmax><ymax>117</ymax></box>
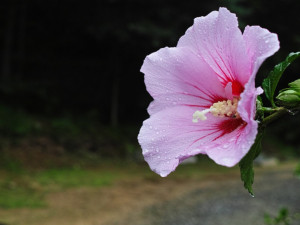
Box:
<box><xmin>262</xmin><ymin>52</ymin><xmax>300</xmax><ymax>107</ymax></box>
<box><xmin>239</xmin><ymin>130</ymin><xmax>264</xmax><ymax>195</ymax></box>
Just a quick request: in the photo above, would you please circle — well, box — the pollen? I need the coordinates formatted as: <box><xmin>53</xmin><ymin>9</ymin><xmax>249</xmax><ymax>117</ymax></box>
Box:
<box><xmin>193</xmin><ymin>98</ymin><xmax>240</xmax><ymax>123</ymax></box>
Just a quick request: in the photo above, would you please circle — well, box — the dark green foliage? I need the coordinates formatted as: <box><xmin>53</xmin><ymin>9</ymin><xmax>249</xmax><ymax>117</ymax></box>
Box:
<box><xmin>0</xmin><ymin>105</ymin><xmax>39</xmax><ymax>136</ymax></box>
<box><xmin>1</xmin><ymin>0</ymin><xmax>299</xmax><ymax>125</ymax></box>
<box><xmin>295</xmin><ymin>162</ymin><xmax>300</xmax><ymax>176</ymax></box>
<box><xmin>264</xmin><ymin>208</ymin><xmax>290</xmax><ymax>225</ymax></box>
<box><xmin>239</xmin><ymin>130</ymin><xmax>264</xmax><ymax>195</ymax></box>
<box><xmin>262</xmin><ymin>52</ymin><xmax>300</xmax><ymax>107</ymax></box>
<box><xmin>0</xmin><ymin>154</ymin><xmax>22</xmax><ymax>173</ymax></box>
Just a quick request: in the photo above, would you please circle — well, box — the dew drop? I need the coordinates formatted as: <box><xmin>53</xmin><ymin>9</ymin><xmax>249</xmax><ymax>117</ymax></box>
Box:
<box><xmin>249</xmin><ymin>193</ymin><xmax>255</xmax><ymax>198</ymax></box>
<box><xmin>265</xmin><ymin>40</ymin><xmax>269</xmax><ymax>43</ymax></box>
<box><xmin>157</xmin><ymin>156</ymin><xmax>161</xmax><ymax>159</ymax></box>
<box><xmin>223</xmin><ymin>144</ymin><xmax>230</xmax><ymax>149</ymax></box>
<box><xmin>288</xmin><ymin>109</ymin><xmax>299</xmax><ymax>116</ymax></box>
<box><xmin>149</xmin><ymin>125</ymin><xmax>153</xmax><ymax>129</ymax></box>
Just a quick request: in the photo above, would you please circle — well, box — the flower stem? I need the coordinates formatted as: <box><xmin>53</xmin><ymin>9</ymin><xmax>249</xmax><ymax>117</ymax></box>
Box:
<box><xmin>261</xmin><ymin>107</ymin><xmax>288</xmax><ymax>126</ymax></box>
<box><xmin>259</xmin><ymin>107</ymin><xmax>278</xmax><ymax>113</ymax></box>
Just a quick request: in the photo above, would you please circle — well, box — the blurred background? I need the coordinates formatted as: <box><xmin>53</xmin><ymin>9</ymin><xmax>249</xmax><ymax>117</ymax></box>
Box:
<box><xmin>0</xmin><ymin>0</ymin><xmax>299</xmax><ymax>224</ymax></box>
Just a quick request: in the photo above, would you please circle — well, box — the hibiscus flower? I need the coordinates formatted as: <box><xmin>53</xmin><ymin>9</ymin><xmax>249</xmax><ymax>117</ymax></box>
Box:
<box><xmin>138</xmin><ymin>7</ymin><xmax>279</xmax><ymax>177</ymax></box>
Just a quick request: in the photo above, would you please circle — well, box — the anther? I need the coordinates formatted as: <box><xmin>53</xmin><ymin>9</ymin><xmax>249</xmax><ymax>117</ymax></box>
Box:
<box><xmin>192</xmin><ymin>98</ymin><xmax>240</xmax><ymax>123</ymax></box>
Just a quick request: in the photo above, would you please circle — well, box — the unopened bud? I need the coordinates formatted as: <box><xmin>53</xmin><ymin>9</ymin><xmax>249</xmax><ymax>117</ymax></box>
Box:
<box><xmin>288</xmin><ymin>79</ymin><xmax>300</xmax><ymax>92</ymax></box>
<box><xmin>276</xmin><ymin>89</ymin><xmax>300</xmax><ymax>107</ymax></box>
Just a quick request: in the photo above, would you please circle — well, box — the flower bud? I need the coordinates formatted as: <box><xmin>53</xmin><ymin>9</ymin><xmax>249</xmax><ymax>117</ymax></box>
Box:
<box><xmin>276</xmin><ymin>79</ymin><xmax>300</xmax><ymax>107</ymax></box>
<box><xmin>288</xmin><ymin>79</ymin><xmax>300</xmax><ymax>92</ymax></box>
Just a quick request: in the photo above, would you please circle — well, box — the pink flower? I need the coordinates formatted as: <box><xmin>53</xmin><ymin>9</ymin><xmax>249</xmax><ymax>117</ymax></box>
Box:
<box><xmin>138</xmin><ymin>8</ymin><xmax>279</xmax><ymax>177</ymax></box>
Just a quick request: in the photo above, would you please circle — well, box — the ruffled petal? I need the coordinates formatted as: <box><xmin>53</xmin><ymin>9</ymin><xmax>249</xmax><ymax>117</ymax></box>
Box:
<box><xmin>178</xmin><ymin>7</ymin><xmax>250</xmax><ymax>91</ymax></box>
<box><xmin>243</xmin><ymin>25</ymin><xmax>280</xmax><ymax>77</ymax></box>
<box><xmin>206</xmin><ymin>76</ymin><xmax>263</xmax><ymax>167</ymax></box>
<box><xmin>141</xmin><ymin>47</ymin><xmax>226</xmax><ymax>115</ymax></box>
<box><xmin>238</xmin><ymin>74</ymin><xmax>263</xmax><ymax>124</ymax></box>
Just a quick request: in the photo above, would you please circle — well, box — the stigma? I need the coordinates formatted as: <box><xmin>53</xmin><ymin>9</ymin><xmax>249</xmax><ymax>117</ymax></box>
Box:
<box><xmin>193</xmin><ymin>98</ymin><xmax>240</xmax><ymax>123</ymax></box>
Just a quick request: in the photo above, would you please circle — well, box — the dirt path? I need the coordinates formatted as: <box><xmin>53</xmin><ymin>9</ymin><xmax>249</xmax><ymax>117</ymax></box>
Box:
<box><xmin>137</xmin><ymin>166</ymin><xmax>300</xmax><ymax>225</ymax></box>
<box><xmin>0</xmin><ymin>163</ymin><xmax>299</xmax><ymax>225</ymax></box>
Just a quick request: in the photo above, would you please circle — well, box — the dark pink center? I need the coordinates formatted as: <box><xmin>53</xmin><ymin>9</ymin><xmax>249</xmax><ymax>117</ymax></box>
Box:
<box><xmin>218</xmin><ymin>118</ymin><xmax>246</xmax><ymax>136</ymax></box>
<box><xmin>231</xmin><ymin>80</ymin><xmax>244</xmax><ymax>96</ymax></box>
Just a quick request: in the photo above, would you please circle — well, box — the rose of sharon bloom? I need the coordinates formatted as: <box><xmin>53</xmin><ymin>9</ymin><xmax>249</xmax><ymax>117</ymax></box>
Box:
<box><xmin>138</xmin><ymin>7</ymin><xmax>279</xmax><ymax>177</ymax></box>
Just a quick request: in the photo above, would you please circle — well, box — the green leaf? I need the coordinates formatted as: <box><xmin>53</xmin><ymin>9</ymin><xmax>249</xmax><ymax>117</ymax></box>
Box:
<box><xmin>262</xmin><ymin>52</ymin><xmax>300</xmax><ymax>107</ymax></box>
<box><xmin>239</xmin><ymin>130</ymin><xmax>264</xmax><ymax>195</ymax></box>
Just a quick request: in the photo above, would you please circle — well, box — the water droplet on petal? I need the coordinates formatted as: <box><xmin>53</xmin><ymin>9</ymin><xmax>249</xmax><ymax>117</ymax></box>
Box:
<box><xmin>223</xmin><ymin>144</ymin><xmax>230</xmax><ymax>149</ymax></box>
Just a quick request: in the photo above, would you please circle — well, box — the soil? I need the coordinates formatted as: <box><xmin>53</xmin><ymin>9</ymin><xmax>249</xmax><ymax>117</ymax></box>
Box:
<box><xmin>0</xmin><ymin>163</ymin><xmax>299</xmax><ymax>225</ymax></box>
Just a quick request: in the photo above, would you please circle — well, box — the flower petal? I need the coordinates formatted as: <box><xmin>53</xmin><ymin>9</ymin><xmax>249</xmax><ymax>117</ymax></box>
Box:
<box><xmin>141</xmin><ymin>47</ymin><xmax>226</xmax><ymax>115</ymax></box>
<box><xmin>243</xmin><ymin>25</ymin><xmax>280</xmax><ymax>77</ymax></box>
<box><xmin>206</xmin><ymin>76</ymin><xmax>263</xmax><ymax>167</ymax></box>
<box><xmin>177</xmin><ymin>7</ymin><xmax>250</xmax><ymax>89</ymax></box>
<box><xmin>204</xmin><ymin>118</ymin><xmax>257</xmax><ymax>167</ymax></box>
<box><xmin>238</xmin><ymin>75</ymin><xmax>263</xmax><ymax>124</ymax></box>
<box><xmin>138</xmin><ymin>105</ymin><xmax>249</xmax><ymax>176</ymax></box>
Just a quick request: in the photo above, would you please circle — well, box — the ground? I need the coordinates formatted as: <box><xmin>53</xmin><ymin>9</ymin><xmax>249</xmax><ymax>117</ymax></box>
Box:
<box><xmin>0</xmin><ymin>162</ymin><xmax>299</xmax><ymax>225</ymax></box>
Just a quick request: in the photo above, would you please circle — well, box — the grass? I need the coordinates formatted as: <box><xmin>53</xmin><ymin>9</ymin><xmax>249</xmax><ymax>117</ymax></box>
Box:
<box><xmin>0</xmin><ymin>155</ymin><xmax>298</xmax><ymax>209</ymax></box>
<box><xmin>0</xmin><ymin>157</ymin><xmax>234</xmax><ymax>209</ymax></box>
<box><xmin>35</xmin><ymin>168</ymin><xmax>118</xmax><ymax>189</ymax></box>
<box><xmin>0</xmin><ymin>187</ymin><xmax>45</xmax><ymax>209</ymax></box>
<box><xmin>0</xmin><ymin>167</ymin><xmax>119</xmax><ymax>209</ymax></box>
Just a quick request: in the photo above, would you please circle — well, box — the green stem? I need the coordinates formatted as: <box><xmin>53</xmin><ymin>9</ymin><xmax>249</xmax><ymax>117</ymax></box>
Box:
<box><xmin>259</xmin><ymin>107</ymin><xmax>278</xmax><ymax>113</ymax></box>
<box><xmin>261</xmin><ymin>107</ymin><xmax>288</xmax><ymax>126</ymax></box>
